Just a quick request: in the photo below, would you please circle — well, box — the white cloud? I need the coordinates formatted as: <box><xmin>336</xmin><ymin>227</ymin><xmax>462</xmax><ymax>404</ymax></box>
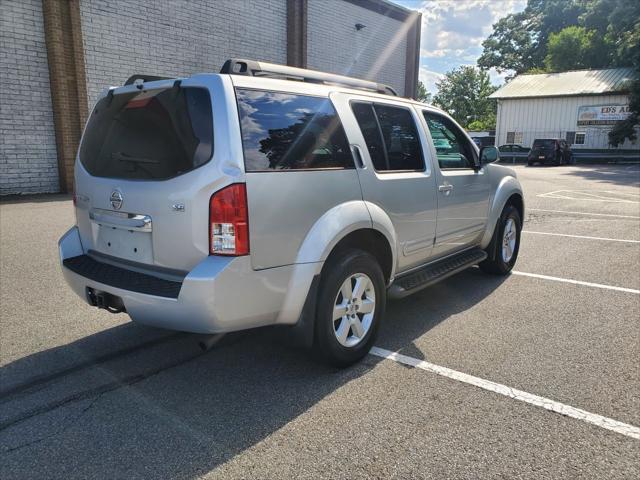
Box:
<box><xmin>407</xmin><ymin>0</ymin><xmax>527</xmax><ymax>91</ymax></box>
<box><xmin>418</xmin><ymin>0</ymin><xmax>526</xmax><ymax>55</ymax></box>
<box><xmin>419</xmin><ymin>67</ymin><xmax>445</xmax><ymax>93</ymax></box>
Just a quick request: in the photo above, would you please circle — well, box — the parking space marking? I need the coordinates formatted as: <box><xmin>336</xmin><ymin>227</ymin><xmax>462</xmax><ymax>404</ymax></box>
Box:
<box><xmin>370</xmin><ymin>347</ymin><xmax>640</xmax><ymax>440</ymax></box>
<box><xmin>512</xmin><ymin>271</ymin><xmax>640</xmax><ymax>294</ymax></box>
<box><xmin>537</xmin><ymin>190</ymin><xmax>639</xmax><ymax>204</ymax></box>
<box><xmin>523</xmin><ymin>231</ymin><xmax>640</xmax><ymax>244</ymax></box>
<box><xmin>528</xmin><ymin>208</ymin><xmax>640</xmax><ymax>219</ymax></box>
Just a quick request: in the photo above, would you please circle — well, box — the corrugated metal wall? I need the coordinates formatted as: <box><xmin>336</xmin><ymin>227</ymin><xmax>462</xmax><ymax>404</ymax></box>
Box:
<box><xmin>495</xmin><ymin>95</ymin><xmax>639</xmax><ymax>150</ymax></box>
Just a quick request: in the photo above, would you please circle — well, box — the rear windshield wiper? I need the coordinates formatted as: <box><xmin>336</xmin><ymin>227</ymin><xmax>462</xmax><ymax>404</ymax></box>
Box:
<box><xmin>112</xmin><ymin>152</ymin><xmax>160</xmax><ymax>165</ymax></box>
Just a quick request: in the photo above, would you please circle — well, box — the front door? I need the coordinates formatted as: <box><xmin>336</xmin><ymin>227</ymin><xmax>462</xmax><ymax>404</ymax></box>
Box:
<box><xmin>331</xmin><ymin>93</ymin><xmax>438</xmax><ymax>273</ymax></box>
<box><xmin>420</xmin><ymin>110</ymin><xmax>491</xmax><ymax>258</ymax></box>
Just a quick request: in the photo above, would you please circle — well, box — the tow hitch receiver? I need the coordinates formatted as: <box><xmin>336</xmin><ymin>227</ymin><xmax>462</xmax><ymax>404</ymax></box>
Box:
<box><xmin>86</xmin><ymin>287</ymin><xmax>126</xmax><ymax>314</ymax></box>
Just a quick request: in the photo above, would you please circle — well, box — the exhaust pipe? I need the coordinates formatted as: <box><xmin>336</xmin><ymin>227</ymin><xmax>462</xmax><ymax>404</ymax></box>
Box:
<box><xmin>197</xmin><ymin>333</ymin><xmax>226</xmax><ymax>352</ymax></box>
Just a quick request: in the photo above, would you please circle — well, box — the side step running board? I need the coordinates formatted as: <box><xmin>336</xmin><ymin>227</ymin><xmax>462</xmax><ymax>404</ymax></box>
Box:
<box><xmin>388</xmin><ymin>248</ymin><xmax>487</xmax><ymax>299</ymax></box>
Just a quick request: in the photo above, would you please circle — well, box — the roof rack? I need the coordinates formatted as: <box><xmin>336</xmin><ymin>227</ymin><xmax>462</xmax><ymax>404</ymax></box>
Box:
<box><xmin>220</xmin><ymin>58</ymin><xmax>398</xmax><ymax>96</ymax></box>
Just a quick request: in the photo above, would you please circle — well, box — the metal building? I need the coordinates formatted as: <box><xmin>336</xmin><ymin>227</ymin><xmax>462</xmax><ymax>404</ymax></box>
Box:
<box><xmin>491</xmin><ymin>68</ymin><xmax>638</xmax><ymax>152</ymax></box>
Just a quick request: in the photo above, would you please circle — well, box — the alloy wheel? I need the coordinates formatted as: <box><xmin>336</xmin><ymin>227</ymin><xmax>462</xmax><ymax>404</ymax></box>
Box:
<box><xmin>332</xmin><ymin>273</ymin><xmax>376</xmax><ymax>348</ymax></box>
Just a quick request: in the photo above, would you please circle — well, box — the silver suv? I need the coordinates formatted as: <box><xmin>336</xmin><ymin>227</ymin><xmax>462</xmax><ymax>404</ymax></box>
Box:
<box><xmin>59</xmin><ymin>59</ymin><xmax>524</xmax><ymax>366</ymax></box>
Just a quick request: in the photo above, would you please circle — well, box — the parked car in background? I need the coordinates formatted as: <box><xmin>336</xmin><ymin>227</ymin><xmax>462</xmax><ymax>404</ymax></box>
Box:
<box><xmin>58</xmin><ymin>59</ymin><xmax>524</xmax><ymax>367</ymax></box>
<box><xmin>471</xmin><ymin>136</ymin><xmax>495</xmax><ymax>148</ymax></box>
<box><xmin>527</xmin><ymin>139</ymin><xmax>573</xmax><ymax>166</ymax></box>
<box><xmin>499</xmin><ymin>144</ymin><xmax>530</xmax><ymax>163</ymax></box>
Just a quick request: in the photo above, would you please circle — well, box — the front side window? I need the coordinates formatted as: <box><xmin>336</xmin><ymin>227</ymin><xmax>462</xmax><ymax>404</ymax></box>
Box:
<box><xmin>80</xmin><ymin>87</ymin><xmax>213</xmax><ymax>180</ymax></box>
<box><xmin>423</xmin><ymin>112</ymin><xmax>476</xmax><ymax>169</ymax></box>
<box><xmin>351</xmin><ymin>102</ymin><xmax>424</xmax><ymax>172</ymax></box>
<box><xmin>575</xmin><ymin>132</ymin><xmax>586</xmax><ymax>145</ymax></box>
<box><xmin>236</xmin><ymin>89</ymin><xmax>353</xmax><ymax>171</ymax></box>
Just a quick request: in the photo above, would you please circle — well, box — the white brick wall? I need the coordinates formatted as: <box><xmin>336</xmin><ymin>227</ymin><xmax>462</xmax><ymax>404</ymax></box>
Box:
<box><xmin>0</xmin><ymin>0</ymin><xmax>59</xmax><ymax>195</ymax></box>
<box><xmin>80</xmin><ymin>0</ymin><xmax>288</xmax><ymax>105</ymax></box>
<box><xmin>307</xmin><ymin>0</ymin><xmax>407</xmax><ymax>96</ymax></box>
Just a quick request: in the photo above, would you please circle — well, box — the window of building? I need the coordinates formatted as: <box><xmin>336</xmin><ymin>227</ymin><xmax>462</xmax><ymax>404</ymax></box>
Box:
<box><xmin>351</xmin><ymin>102</ymin><xmax>424</xmax><ymax>172</ymax></box>
<box><xmin>575</xmin><ymin>132</ymin><xmax>586</xmax><ymax>145</ymax></box>
<box><xmin>566</xmin><ymin>131</ymin><xmax>576</xmax><ymax>144</ymax></box>
<box><xmin>423</xmin><ymin>111</ymin><xmax>476</xmax><ymax>169</ymax></box>
<box><xmin>236</xmin><ymin>89</ymin><xmax>354</xmax><ymax>171</ymax></box>
<box><xmin>506</xmin><ymin>131</ymin><xmax>515</xmax><ymax>144</ymax></box>
<box><xmin>514</xmin><ymin>132</ymin><xmax>523</xmax><ymax>144</ymax></box>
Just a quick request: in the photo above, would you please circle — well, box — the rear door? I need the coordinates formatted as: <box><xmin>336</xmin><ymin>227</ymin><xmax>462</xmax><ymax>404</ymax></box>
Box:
<box><xmin>420</xmin><ymin>109</ymin><xmax>491</xmax><ymax>258</ymax></box>
<box><xmin>74</xmin><ymin>75</ymin><xmax>242</xmax><ymax>272</ymax></box>
<box><xmin>331</xmin><ymin>93</ymin><xmax>438</xmax><ymax>272</ymax></box>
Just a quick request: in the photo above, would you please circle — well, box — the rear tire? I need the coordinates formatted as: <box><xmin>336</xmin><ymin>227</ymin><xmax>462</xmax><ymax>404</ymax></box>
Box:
<box><xmin>479</xmin><ymin>205</ymin><xmax>521</xmax><ymax>275</ymax></box>
<box><xmin>314</xmin><ymin>249</ymin><xmax>386</xmax><ymax>367</ymax></box>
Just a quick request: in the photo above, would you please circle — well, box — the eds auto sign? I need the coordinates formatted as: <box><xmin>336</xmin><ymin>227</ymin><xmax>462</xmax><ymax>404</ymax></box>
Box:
<box><xmin>577</xmin><ymin>105</ymin><xmax>631</xmax><ymax>126</ymax></box>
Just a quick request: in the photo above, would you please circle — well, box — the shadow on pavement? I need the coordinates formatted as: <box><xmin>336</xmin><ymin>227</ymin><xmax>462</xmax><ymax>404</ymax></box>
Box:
<box><xmin>556</xmin><ymin>164</ymin><xmax>640</xmax><ymax>187</ymax></box>
<box><xmin>0</xmin><ymin>268</ymin><xmax>507</xmax><ymax>478</ymax></box>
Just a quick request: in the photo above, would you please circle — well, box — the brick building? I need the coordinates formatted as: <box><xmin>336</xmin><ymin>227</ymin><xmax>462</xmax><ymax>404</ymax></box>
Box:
<box><xmin>1</xmin><ymin>0</ymin><xmax>420</xmax><ymax>195</ymax></box>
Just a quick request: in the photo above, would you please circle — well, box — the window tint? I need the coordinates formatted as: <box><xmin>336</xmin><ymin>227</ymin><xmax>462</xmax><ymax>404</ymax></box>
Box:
<box><xmin>533</xmin><ymin>139</ymin><xmax>555</xmax><ymax>149</ymax></box>
<box><xmin>80</xmin><ymin>88</ymin><xmax>213</xmax><ymax>180</ymax></box>
<box><xmin>236</xmin><ymin>89</ymin><xmax>353</xmax><ymax>171</ymax></box>
<box><xmin>423</xmin><ymin>112</ymin><xmax>476</xmax><ymax>169</ymax></box>
<box><xmin>351</xmin><ymin>102</ymin><xmax>424</xmax><ymax>171</ymax></box>
<box><xmin>351</xmin><ymin>103</ymin><xmax>386</xmax><ymax>170</ymax></box>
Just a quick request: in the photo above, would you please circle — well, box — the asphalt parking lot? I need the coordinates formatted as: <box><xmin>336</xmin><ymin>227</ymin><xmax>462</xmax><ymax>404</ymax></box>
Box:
<box><xmin>1</xmin><ymin>164</ymin><xmax>639</xmax><ymax>479</ymax></box>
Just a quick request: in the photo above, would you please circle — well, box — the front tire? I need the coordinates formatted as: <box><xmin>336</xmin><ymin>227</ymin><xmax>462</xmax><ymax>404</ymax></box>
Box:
<box><xmin>314</xmin><ymin>249</ymin><xmax>386</xmax><ymax>367</ymax></box>
<box><xmin>480</xmin><ymin>205</ymin><xmax>521</xmax><ymax>275</ymax></box>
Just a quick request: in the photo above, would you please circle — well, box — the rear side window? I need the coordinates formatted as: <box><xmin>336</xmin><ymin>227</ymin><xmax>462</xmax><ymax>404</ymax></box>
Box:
<box><xmin>236</xmin><ymin>89</ymin><xmax>354</xmax><ymax>171</ymax></box>
<box><xmin>351</xmin><ymin>102</ymin><xmax>424</xmax><ymax>172</ymax></box>
<box><xmin>80</xmin><ymin>87</ymin><xmax>213</xmax><ymax>180</ymax></box>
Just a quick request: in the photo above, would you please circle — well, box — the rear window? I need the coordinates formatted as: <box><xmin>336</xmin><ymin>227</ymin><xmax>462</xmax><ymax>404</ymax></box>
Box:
<box><xmin>235</xmin><ymin>89</ymin><xmax>354</xmax><ymax>171</ymax></box>
<box><xmin>79</xmin><ymin>87</ymin><xmax>213</xmax><ymax>180</ymax></box>
<box><xmin>532</xmin><ymin>139</ymin><xmax>555</xmax><ymax>149</ymax></box>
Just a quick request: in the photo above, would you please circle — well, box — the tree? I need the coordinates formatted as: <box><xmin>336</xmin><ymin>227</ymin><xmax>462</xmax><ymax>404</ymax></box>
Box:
<box><xmin>433</xmin><ymin>66</ymin><xmax>498</xmax><ymax>129</ymax></box>
<box><xmin>478</xmin><ymin>0</ymin><xmax>587</xmax><ymax>74</ymax></box>
<box><xmin>416</xmin><ymin>81</ymin><xmax>432</xmax><ymax>103</ymax></box>
<box><xmin>544</xmin><ymin>26</ymin><xmax>612</xmax><ymax>71</ymax></box>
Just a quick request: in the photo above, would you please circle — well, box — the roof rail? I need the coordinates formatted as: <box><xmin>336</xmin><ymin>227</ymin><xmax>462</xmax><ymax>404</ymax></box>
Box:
<box><xmin>220</xmin><ymin>58</ymin><xmax>398</xmax><ymax>96</ymax></box>
<box><xmin>124</xmin><ymin>74</ymin><xmax>173</xmax><ymax>86</ymax></box>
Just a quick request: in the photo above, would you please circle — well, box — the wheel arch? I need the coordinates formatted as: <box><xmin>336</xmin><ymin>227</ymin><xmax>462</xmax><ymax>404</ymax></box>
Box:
<box><xmin>278</xmin><ymin>201</ymin><xmax>396</xmax><ymax>328</ymax></box>
<box><xmin>480</xmin><ymin>176</ymin><xmax>524</xmax><ymax>249</ymax></box>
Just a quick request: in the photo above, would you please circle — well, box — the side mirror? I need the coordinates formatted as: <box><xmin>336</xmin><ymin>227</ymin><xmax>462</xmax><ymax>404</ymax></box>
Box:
<box><xmin>480</xmin><ymin>146</ymin><xmax>499</xmax><ymax>165</ymax></box>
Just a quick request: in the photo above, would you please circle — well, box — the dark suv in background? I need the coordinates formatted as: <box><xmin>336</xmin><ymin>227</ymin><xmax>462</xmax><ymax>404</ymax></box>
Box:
<box><xmin>528</xmin><ymin>139</ymin><xmax>573</xmax><ymax>166</ymax></box>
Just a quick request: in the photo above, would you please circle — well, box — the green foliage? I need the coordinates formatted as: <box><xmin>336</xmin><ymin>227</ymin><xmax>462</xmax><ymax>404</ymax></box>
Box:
<box><xmin>544</xmin><ymin>26</ymin><xmax>613</xmax><ymax>71</ymax></box>
<box><xmin>478</xmin><ymin>0</ymin><xmax>587</xmax><ymax>74</ymax></box>
<box><xmin>467</xmin><ymin>116</ymin><xmax>496</xmax><ymax>132</ymax></box>
<box><xmin>432</xmin><ymin>66</ymin><xmax>497</xmax><ymax>129</ymax></box>
<box><xmin>416</xmin><ymin>80</ymin><xmax>432</xmax><ymax>103</ymax></box>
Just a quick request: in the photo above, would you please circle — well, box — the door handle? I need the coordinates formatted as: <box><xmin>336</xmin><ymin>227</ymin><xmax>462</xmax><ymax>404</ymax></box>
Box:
<box><xmin>90</xmin><ymin>209</ymin><xmax>152</xmax><ymax>232</ymax></box>
<box><xmin>351</xmin><ymin>144</ymin><xmax>366</xmax><ymax>169</ymax></box>
<box><xmin>438</xmin><ymin>184</ymin><xmax>453</xmax><ymax>194</ymax></box>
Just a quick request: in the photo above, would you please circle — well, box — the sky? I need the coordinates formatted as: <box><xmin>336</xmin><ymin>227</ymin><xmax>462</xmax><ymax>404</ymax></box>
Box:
<box><xmin>394</xmin><ymin>0</ymin><xmax>527</xmax><ymax>94</ymax></box>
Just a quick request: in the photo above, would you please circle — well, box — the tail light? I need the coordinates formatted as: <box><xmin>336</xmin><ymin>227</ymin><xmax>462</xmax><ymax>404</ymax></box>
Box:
<box><xmin>209</xmin><ymin>183</ymin><xmax>249</xmax><ymax>256</ymax></box>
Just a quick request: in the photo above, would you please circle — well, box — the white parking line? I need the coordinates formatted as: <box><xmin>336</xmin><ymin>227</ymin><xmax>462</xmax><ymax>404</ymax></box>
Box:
<box><xmin>538</xmin><ymin>190</ymin><xmax>639</xmax><ymax>203</ymax></box>
<box><xmin>370</xmin><ymin>347</ymin><xmax>640</xmax><ymax>440</ymax></box>
<box><xmin>529</xmin><ymin>208</ymin><xmax>640</xmax><ymax>219</ymax></box>
<box><xmin>512</xmin><ymin>271</ymin><xmax>640</xmax><ymax>294</ymax></box>
<box><xmin>523</xmin><ymin>231</ymin><xmax>640</xmax><ymax>244</ymax></box>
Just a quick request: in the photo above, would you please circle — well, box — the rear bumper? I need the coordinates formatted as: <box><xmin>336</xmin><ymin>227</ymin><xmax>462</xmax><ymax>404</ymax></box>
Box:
<box><xmin>58</xmin><ymin>227</ymin><xmax>318</xmax><ymax>334</ymax></box>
